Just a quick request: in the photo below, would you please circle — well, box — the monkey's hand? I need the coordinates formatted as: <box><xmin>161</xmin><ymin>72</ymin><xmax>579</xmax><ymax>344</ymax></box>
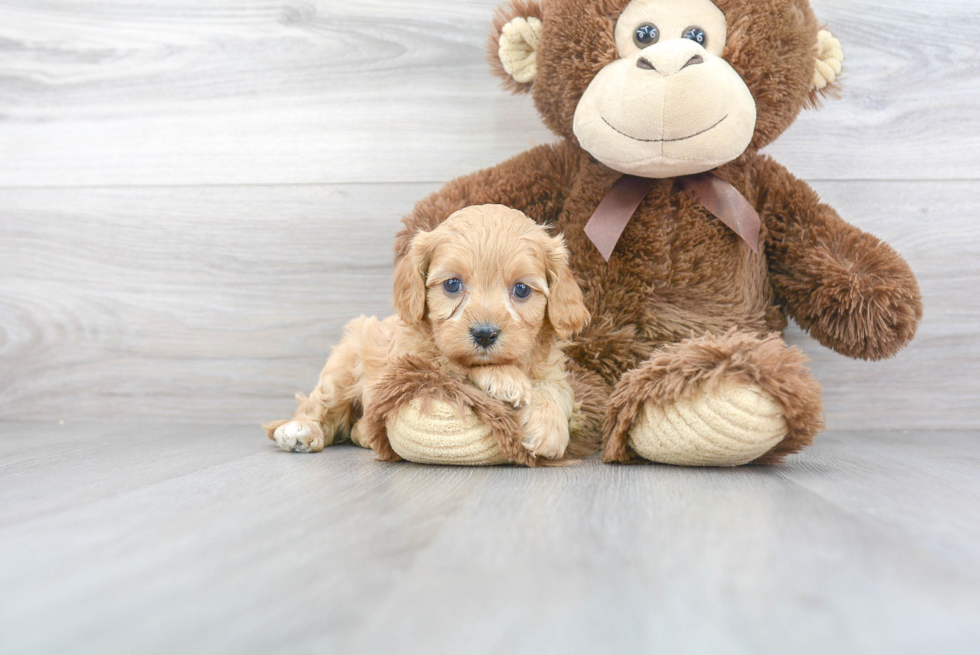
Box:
<box><xmin>775</xmin><ymin>229</ymin><xmax>922</xmax><ymax>361</ymax></box>
<box><xmin>756</xmin><ymin>156</ymin><xmax>922</xmax><ymax>361</ymax></box>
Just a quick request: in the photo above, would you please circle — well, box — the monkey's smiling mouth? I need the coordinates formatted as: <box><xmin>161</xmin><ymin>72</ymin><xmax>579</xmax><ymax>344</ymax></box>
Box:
<box><xmin>601</xmin><ymin>115</ymin><xmax>728</xmax><ymax>143</ymax></box>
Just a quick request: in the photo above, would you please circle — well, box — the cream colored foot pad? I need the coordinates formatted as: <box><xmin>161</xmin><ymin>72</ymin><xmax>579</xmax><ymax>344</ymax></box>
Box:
<box><xmin>628</xmin><ymin>381</ymin><xmax>787</xmax><ymax>467</ymax></box>
<box><xmin>386</xmin><ymin>398</ymin><xmax>506</xmax><ymax>466</ymax></box>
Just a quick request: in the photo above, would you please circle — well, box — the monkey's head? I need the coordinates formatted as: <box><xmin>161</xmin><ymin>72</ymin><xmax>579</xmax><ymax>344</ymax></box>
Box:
<box><xmin>489</xmin><ymin>0</ymin><xmax>843</xmax><ymax>178</ymax></box>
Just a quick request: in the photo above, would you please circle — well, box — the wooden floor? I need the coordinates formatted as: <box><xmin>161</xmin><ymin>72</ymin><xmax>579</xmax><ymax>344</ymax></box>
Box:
<box><xmin>1</xmin><ymin>422</ymin><xmax>978</xmax><ymax>654</ymax></box>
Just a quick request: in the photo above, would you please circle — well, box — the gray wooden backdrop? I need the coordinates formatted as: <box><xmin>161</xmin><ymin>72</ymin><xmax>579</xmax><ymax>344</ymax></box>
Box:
<box><xmin>1</xmin><ymin>0</ymin><xmax>978</xmax><ymax>430</ymax></box>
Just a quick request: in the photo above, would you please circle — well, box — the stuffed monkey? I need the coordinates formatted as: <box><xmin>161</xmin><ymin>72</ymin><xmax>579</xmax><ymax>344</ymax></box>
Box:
<box><xmin>389</xmin><ymin>0</ymin><xmax>922</xmax><ymax>466</ymax></box>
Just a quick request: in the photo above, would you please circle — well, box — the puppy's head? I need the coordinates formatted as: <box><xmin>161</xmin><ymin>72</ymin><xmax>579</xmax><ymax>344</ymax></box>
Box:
<box><xmin>393</xmin><ymin>205</ymin><xmax>589</xmax><ymax>366</ymax></box>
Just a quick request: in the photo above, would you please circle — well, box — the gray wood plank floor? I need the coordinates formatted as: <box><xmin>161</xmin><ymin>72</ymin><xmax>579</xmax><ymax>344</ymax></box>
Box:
<box><xmin>1</xmin><ymin>422</ymin><xmax>978</xmax><ymax>654</ymax></box>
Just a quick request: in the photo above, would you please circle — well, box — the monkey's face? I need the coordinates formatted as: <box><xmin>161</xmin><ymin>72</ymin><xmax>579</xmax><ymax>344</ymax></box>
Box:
<box><xmin>572</xmin><ymin>0</ymin><xmax>757</xmax><ymax>178</ymax></box>
<box><xmin>490</xmin><ymin>0</ymin><xmax>839</xmax><ymax>173</ymax></box>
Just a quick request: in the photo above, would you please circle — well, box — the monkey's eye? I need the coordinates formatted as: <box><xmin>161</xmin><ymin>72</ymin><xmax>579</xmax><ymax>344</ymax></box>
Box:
<box><xmin>682</xmin><ymin>27</ymin><xmax>707</xmax><ymax>47</ymax></box>
<box><xmin>513</xmin><ymin>283</ymin><xmax>531</xmax><ymax>299</ymax></box>
<box><xmin>633</xmin><ymin>23</ymin><xmax>660</xmax><ymax>48</ymax></box>
<box><xmin>443</xmin><ymin>278</ymin><xmax>462</xmax><ymax>294</ymax></box>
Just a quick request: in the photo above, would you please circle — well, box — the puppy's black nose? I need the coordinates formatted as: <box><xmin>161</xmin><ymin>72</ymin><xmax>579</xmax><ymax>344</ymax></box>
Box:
<box><xmin>470</xmin><ymin>324</ymin><xmax>500</xmax><ymax>348</ymax></box>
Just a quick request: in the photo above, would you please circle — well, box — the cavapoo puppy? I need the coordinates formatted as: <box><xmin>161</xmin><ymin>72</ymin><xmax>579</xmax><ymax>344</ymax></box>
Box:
<box><xmin>265</xmin><ymin>204</ymin><xmax>590</xmax><ymax>462</ymax></box>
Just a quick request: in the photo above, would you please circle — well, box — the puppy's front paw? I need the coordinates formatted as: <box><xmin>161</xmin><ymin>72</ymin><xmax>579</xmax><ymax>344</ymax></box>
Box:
<box><xmin>519</xmin><ymin>401</ymin><xmax>571</xmax><ymax>460</ymax></box>
<box><xmin>272</xmin><ymin>420</ymin><xmax>325</xmax><ymax>453</ymax></box>
<box><xmin>468</xmin><ymin>366</ymin><xmax>533</xmax><ymax>409</ymax></box>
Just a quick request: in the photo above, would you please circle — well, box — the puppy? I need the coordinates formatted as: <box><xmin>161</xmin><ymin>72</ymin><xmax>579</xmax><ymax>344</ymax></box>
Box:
<box><xmin>265</xmin><ymin>204</ymin><xmax>589</xmax><ymax>460</ymax></box>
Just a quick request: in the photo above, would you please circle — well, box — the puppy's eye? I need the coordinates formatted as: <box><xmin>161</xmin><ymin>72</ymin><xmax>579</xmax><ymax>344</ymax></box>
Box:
<box><xmin>633</xmin><ymin>23</ymin><xmax>660</xmax><ymax>48</ymax></box>
<box><xmin>513</xmin><ymin>283</ymin><xmax>531</xmax><ymax>299</ymax></box>
<box><xmin>443</xmin><ymin>278</ymin><xmax>462</xmax><ymax>294</ymax></box>
<box><xmin>682</xmin><ymin>26</ymin><xmax>707</xmax><ymax>47</ymax></box>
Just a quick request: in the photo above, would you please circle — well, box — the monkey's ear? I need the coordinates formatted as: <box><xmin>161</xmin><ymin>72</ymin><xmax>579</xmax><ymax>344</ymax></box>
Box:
<box><xmin>808</xmin><ymin>29</ymin><xmax>844</xmax><ymax>105</ymax></box>
<box><xmin>392</xmin><ymin>231</ymin><xmax>437</xmax><ymax>326</ymax></box>
<box><xmin>488</xmin><ymin>0</ymin><xmax>544</xmax><ymax>94</ymax></box>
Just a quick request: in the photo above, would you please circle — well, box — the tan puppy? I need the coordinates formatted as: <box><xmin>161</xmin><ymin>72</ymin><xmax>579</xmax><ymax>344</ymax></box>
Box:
<box><xmin>265</xmin><ymin>205</ymin><xmax>589</xmax><ymax>461</ymax></box>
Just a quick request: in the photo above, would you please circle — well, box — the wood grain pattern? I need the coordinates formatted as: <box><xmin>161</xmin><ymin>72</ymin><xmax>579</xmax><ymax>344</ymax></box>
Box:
<box><xmin>1</xmin><ymin>180</ymin><xmax>976</xmax><ymax>428</ymax></box>
<box><xmin>0</xmin><ymin>0</ymin><xmax>978</xmax><ymax>187</ymax></box>
<box><xmin>1</xmin><ymin>423</ymin><xmax>978</xmax><ymax>654</ymax></box>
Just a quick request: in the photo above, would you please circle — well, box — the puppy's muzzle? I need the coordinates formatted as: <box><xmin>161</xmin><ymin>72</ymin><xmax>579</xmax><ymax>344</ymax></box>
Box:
<box><xmin>470</xmin><ymin>323</ymin><xmax>500</xmax><ymax>349</ymax></box>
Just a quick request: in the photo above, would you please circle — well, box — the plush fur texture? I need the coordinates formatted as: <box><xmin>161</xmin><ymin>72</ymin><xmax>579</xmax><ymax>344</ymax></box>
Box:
<box><xmin>601</xmin><ymin>329</ymin><xmax>824</xmax><ymax>465</ymax></box>
<box><xmin>489</xmin><ymin>0</ymin><xmax>546</xmax><ymax>95</ymax></box>
<box><xmin>390</xmin><ymin>0</ymin><xmax>922</xmax><ymax>466</ymax></box>
<box><xmin>361</xmin><ymin>354</ymin><xmax>606</xmax><ymax>467</ymax></box>
<box><xmin>362</xmin><ymin>354</ymin><xmax>532</xmax><ymax>465</ymax></box>
<box><xmin>266</xmin><ymin>205</ymin><xmax>592</xmax><ymax>465</ymax></box>
<box><xmin>489</xmin><ymin>0</ymin><xmax>839</xmax><ymax>149</ymax></box>
<box><xmin>571</xmin><ymin>0</ymin><xmax>759</xmax><ymax>178</ymax></box>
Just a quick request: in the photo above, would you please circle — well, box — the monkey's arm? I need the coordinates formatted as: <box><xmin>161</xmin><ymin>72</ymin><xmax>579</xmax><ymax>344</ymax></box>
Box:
<box><xmin>753</xmin><ymin>156</ymin><xmax>922</xmax><ymax>361</ymax></box>
<box><xmin>394</xmin><ymin>142</ymin><xmax>578</xmax><ymax>262</ymax></box>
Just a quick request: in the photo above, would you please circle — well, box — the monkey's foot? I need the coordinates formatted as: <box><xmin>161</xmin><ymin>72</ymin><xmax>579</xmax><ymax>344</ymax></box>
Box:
<box><xmin>627</xmin><ymin>380</ymin><xmax>787</xmax><ymax>467</ymax></box>
<box><xmin>602</xmin><ymin>330</ymin><xmax>824</xmax><ymax>466</ymax></box>
<box><xmin>386</xmin><ymin>398</ymin><xmax>507</xmax><ymax>466</ymax></box>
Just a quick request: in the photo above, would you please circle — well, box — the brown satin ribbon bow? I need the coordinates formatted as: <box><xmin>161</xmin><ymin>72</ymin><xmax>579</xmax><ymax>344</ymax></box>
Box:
<box><xmin>583</xmin><ymin>172</ymin><xmax>761</xmax><ymax>262</ymax></box>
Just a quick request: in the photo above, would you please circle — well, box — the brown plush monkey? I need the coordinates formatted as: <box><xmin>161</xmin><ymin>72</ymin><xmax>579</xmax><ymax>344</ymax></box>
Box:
<box><xmin>389</xmin><ymin>0</ymin><xmax>922</xmax><ymax>466</ymax></box>
<box><xmin>386</xmin><ymin>0</ymin><xmax>922</xmax><ymax>466</ymax></box>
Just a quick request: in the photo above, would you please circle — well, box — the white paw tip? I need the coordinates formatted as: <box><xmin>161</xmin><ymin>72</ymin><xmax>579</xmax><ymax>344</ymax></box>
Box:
<box><xmin>284</xmin><ymin>422</ymin><xmax>310</xmax><ymax>439</ymax></box>
<box><xmin>274</xmin><ymin>421</ymin><xmax>313</xmax><ymax>451</ymax></box>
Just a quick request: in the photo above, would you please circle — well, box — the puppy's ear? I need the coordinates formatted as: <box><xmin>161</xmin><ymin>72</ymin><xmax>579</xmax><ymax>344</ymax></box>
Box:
<box><xmin>544</xmin><ymin>234</ymin><xmax>589</xmax><ymax>339</ymax></box>
<box><xmin>392</xmin><ymin>231</ymin><xmax>437</xmax><ymax>325</ymax></box>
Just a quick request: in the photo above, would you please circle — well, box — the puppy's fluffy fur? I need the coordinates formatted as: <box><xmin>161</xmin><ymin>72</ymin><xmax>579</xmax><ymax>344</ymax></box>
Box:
<box><xmin>265</xmin><ymin>205</ymin><xmax>589</xmax><ymax>461</ymax></box>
